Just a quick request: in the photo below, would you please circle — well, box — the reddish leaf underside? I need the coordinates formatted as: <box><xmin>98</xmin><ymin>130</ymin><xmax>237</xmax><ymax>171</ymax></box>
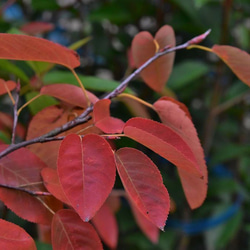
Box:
<box><xmin>0</xmin><ymin>188</ymin><xmax>62</xmax><ymax>224</ymax></box>
<box><xmin>0</xmin><ymin>145</ymin><xmax>46</xmax><ymax>188</ymax></box>
<box><xmin>57</xmin><ymin>134</ymin><xmax>116</xmax><ymax>221</ymax></box>
<box><xmin>52</xmin><ymin>209</ymin><xmax>103</xmax><ymax>250</ymax></box>
<box><xmin>153</xmin><ymin>97</ymin><xmax>207</xmax><ymax>209</ymax></box>
<box><xmin>41</xmin><ymin>167</ymin><xmax>70</xmax><ymax>205</ymax></box>
<box><xmin>92</xmin><ymin>202</ymin><xmax>118</xmax><ymax>249</ymax></box>
<box><xmin>0</xmin><ymin>145</ymin><xmax>61</xmax><ymax>224</ymax></box>
<box><xmin>132</xmin><ymin>25</ymin><xmax>175</xmax><ymax>92</ymax></box>
<box><xmin>37</xmin><ymin>224</ymin><xmax>51</xmax><ymax>244</ymax></box>
<box><xmin>123</xmin><ymin>118</ymin><xmax>202</xmax><ymax>177</ymax></box>
<box><xmin>115</xmin><ymin>147</ymin><xmax>170</xmax><ymax>230</ymax></box>
<box><xmin>93</xmin><ymin>99</ymin><xmax>125</xmax><ymax>133</ymax></box>
<box><xmin>20</xmin><ymin>21</ymin><xmax>54</xmax><ymax>35</ymax></box>
<box><xmin>0</xmin><ymin>219</ymin><xmax>36</xmax><ymax>250</ymax></box>
<box><xmin>0</xmin><ymin>79</ymin><xmax>16</xmax><ymax>95</ymax></box>
<box><xmin>212</xmin><ymin>45</ymin><xmax>250</xmax><ymax>87</ymax></box>
<box><xmin>129</xmin><ymin>198</ymin><xmax>159</xmax><ymax>243</ymax></box>
<box><xmin>26</xmin><ymin>106</ymin><xmax>68</xmax><ymax>169</ymax></box>
<box><xmin>106</xmin><ymin>194</ymin><xmax>121</xmax><ymax>213</ymax></box>
<box><xmin>0</xmin><ymin>33</ymin><xmax>80</xmax><ymax>69</ymax></box>
<box><xmin>40</xmin><ymin>84</ymin><xmax>99</xmax><ymax>108</ymax></box>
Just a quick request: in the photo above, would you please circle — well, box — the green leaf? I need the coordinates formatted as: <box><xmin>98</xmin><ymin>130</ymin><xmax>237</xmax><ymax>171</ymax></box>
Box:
<box><xmin>43</xmin><ymin>71</ymin><xmax>134</xmax><ymax>93</ymax></box>
<box><xmin>169</xmin><ymin>0</ymin><xmax>201</xmax><ymax>26</ymax></box>
<box><xmin>89</xmin><ymin>2</ymin><xmax>132</xmax><ymax>24</ymax></box>
<box><xmin>167</xmin><ymin>60</ymin><xmax>209</xmax><ymax>90</ymax></box>
<box><xmin>211</xmin><ymin>143</ymin><xmax>250</xmax><ymax>165</ymax></box>
<box><xmin>31</xmin><ymin>0</ymin><xmax>59</xmax><ymax>10</ymax></box>
<box><xmin>223</xmin><ymin>80</ymin><xmax>249</xmax><ymax>101</ymax></box>
<box><xmin>208</xmin><ymin>178</ymin><xmax>239</xmax><ymax>196</ymax></box>
<box><xmin>194</xmin><ymin>0</ymin><xmax>222</xmax><ymax>8</ymax></box>
<box><xmin>25</xmin><ymin>91</ymin><xmax>59</xmax><ymax>115</ymax></box>
<box><xmin>69</xmin><ymin>37</ymin><xmax>92</xmax><ymax>51</ymax></box>
<box><xmin>36</xmin><ymin>241</ymin><xmax>52</xmax><ymax>250</ymax></box>
<box><xmin>26</xmin><ymin>61</ymin><xmax>53</xmax><ymax>75</ymax></box>
<box><xmin>0</xmin><ymin>131</ymin><xmax>11</xmax><ymax>144</ymax></box>
<box><xmin>7</xmin><ymin>28</ymin><xmax>24</xmax><ymax>35</ymax></box>
<box><xmin>215</xmin><ymin>210</ymin><xmax>243</xmax><ymax>249</ymax></box>
<box><xmin>0</xmin><ymin>60</ymin><xmax>29</xmax><ymax>84</ymax></box>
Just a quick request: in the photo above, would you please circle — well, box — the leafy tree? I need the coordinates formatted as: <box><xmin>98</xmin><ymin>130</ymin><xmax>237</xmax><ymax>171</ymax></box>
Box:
<box><xmin>0</xmin><ymin>0</ymin><xmax>250</xmax><ymax>249</ymax></box>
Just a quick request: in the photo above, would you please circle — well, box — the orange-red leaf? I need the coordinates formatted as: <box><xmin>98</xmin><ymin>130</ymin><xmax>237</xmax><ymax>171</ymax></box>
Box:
<box><xmin>40</xmin><ymin>84</ymin><xmax>99</xmax><ymax>108</ymax></box>
<box><xmin>93</xmin><ymin>99</ymin><xmax>125</xmax><ymax>133</ymax></box>
<box><xmin>57</xmin><ymin>134</ymin><xmax>116</xmax><ymax>221</ymax></box>
<box><xmin>153</xmin><ymin>97</ymin><xmax>207</xmax><ymax>208</ymax></box>
<box><xmin>0</xmin><ymin>79</ymin><xmax>16</xmax><ymax>95</ymax></box>
<box><xmin>0</xmin><ymin>33</ymin><xmax>80</xmax><ymax>69</ymax></box>
<box><xmin>129</xmin><ymin>199</ymin><xmax>159</xmax><ymax>243</ymax></box>
<box><xmin>0</xmin><ymin>219</ymin><xmax>36</xmax><ymax>250</ymax></box>
<box><xmin>92</xmin><ymin>203</ymin><xmax>118</xmax><ymax>249</ymax></box>
<box><xmin>132</xmin><ymin>25</ymin><xmax>175</xmax><ymax>92</ymax></box>
<box><xmin>115</xmin><ymin>148</ymin><xmax>170</xmax><ymax>230</ymax></box>
<box><xmin>124</xmin><ymin>118</ymin><xmax>202</xmax><ymax>177</ymax></box>
<box><xmin>20</xmin><ymin>22</ymin><xmax>54</xmax><ymax>35</ymax></box>
<box><xmin>212</xmin><ymin>45</ymin><xmax>250</xmax><ymax>87</ymax></box>
<box><xmin>52</xmin><ymin>209</ymin><xmax>103</xmax><ymax>250</ymax></box>
<box><xmin>26</xmin><ymin>106</ymin><xmax>68</xmax><ymax>169</ymax></box>
<box><xmin>41</xmin><ymin>168</ymin><xmax>70</xmax><ymax>205</ymax></box>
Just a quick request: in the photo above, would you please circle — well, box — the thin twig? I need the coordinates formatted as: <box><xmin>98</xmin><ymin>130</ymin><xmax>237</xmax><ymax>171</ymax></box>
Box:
<box><xmin>11</xmin><ymin>81</ymin><xmax>20</xmax><ymax>144</ymax></box>
<box><xmin>3</xmin><ymin>81</ymin><xmax>15</xmax><ymax>105</ymax></box>
<box><xmin>0</xmin><ymin>183</ymin><xmax>51</xmax><ymax>196</ymax></box>
<box><xmin>0</xmin><ymin>30</ymin><xmax>211</xmax><ymax>159</ymax></box>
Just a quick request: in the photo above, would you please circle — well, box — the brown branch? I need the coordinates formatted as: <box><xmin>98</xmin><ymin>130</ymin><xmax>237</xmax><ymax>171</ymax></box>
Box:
<box><xmin>0</xmin><ymin>183</ymin><xmax>51</xmax><ymax>196</ymax></box>
<box><xmin>0</xmin><ymin>30</ymin><xmax>211</xmax><ymax>159</ymax></box>
<box><xmin>11</xmin><ymin>81</ymin><xmax>20</xmax><ymax>144</ymax></box>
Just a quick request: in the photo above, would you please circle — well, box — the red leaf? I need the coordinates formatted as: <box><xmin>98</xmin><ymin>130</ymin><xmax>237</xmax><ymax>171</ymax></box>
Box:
<box><xmin>57</xmin><ymin>134</ymin><xmax>116</xmax><ymax>221</ymax></box>
<box><xmin>115</xmin><ymin>148</ymin><xmax>170</xmax><ymax>230</ymax></box>
<box><xmin>93</xmin><ymin>99</ymin><xmax>125</xmax><ymax>133</ymax></box>
<box><xmin>40</xmin><ymin>84</ymin><xmax>99</xmax><ymax>108</ymax></box>
<box><xmin>0</xmin><ymin>219</ymin><xmax>36</xmax><ymax>250</ymax></box>
<box><xmin>0</xmin><ymin>145</ymin><xmax>61</xmax><ymax>224</ymax></box>
<box><xmin>26</xmin><ymin>106</ymin><xmax>68</xmax><ymax>169</ymax></box>
<box><xmin>37</xmin><ymin>224</ymin><xmax>51</xmax><ymax>244</ymax></box>
<box><xmin>124</xmin><ymin>118</ymin><xmax>202</xmax><ymax>177</ymax></box>
<box><xmin>0</xmin><ymin>145</ymin><xmax>46</xmax><ymax>189</ymax></box>
<box><xmin>20</xmin><ymin>22</ymin><xmax>54</xmax><ymax>35</ymax></box>
<box><xmin>106</xmin><ymin>194</ymin><xmax>121</xmax><ymax>213</ymax></box>
<box><xmin>52</xmin><ymin>209</ymin><xmax>103</xmax><ymax>250</ymax></box>
<box><xmin>0</xmin><ymin>33</ymin><xmax>80</xmax><ymax>69</ymax></box>
<box><xmin>41</xmin><ymin>168</ymin><xmax>70</xmax><ymax>205</ymax></box>
<box><xmin>153</xmin><ymin>97</ymin><xmax>207</xmax><ymax>208</ymax></box>
<box><xmin>92</xmin><ymin>203</ymin><xmax>118</xmax><ymax>249</ymax></box>
<box><xmin>0</xmin><ymin>79</ymin><xmax>16</xmax><ymax>95</ymax></box>
<box><xmin>132</xmin><ymin>25</ymin><xmax>175</xmax><ymax>92</ymax></box>
<box><xmin>212</xmin><ymin>45</ymin><xmax>250</xmax><ymax>87</ymax></box>
<box><xmin>129</xmin><ymin>199</ymin><xmax>159</xmax><ymax>243</ymax></box>
<box><xmin>0</xmin><ymin>188</ymin><xmax>62</xmax><ymax>224</ymax></box>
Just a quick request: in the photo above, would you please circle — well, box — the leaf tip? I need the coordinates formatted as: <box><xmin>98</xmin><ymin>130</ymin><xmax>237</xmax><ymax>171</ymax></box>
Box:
<box><xmin>84</xmin><ymin>216</ymin><xmax>90</xmax><ymax>222</ymax></box>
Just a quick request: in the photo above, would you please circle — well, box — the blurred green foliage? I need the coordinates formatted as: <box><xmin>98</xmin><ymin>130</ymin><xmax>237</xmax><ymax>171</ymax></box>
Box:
<box><xmin>0</xmin><ymin>0</ymin><xmax>250</xmax><ymax>249</ymax></box>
